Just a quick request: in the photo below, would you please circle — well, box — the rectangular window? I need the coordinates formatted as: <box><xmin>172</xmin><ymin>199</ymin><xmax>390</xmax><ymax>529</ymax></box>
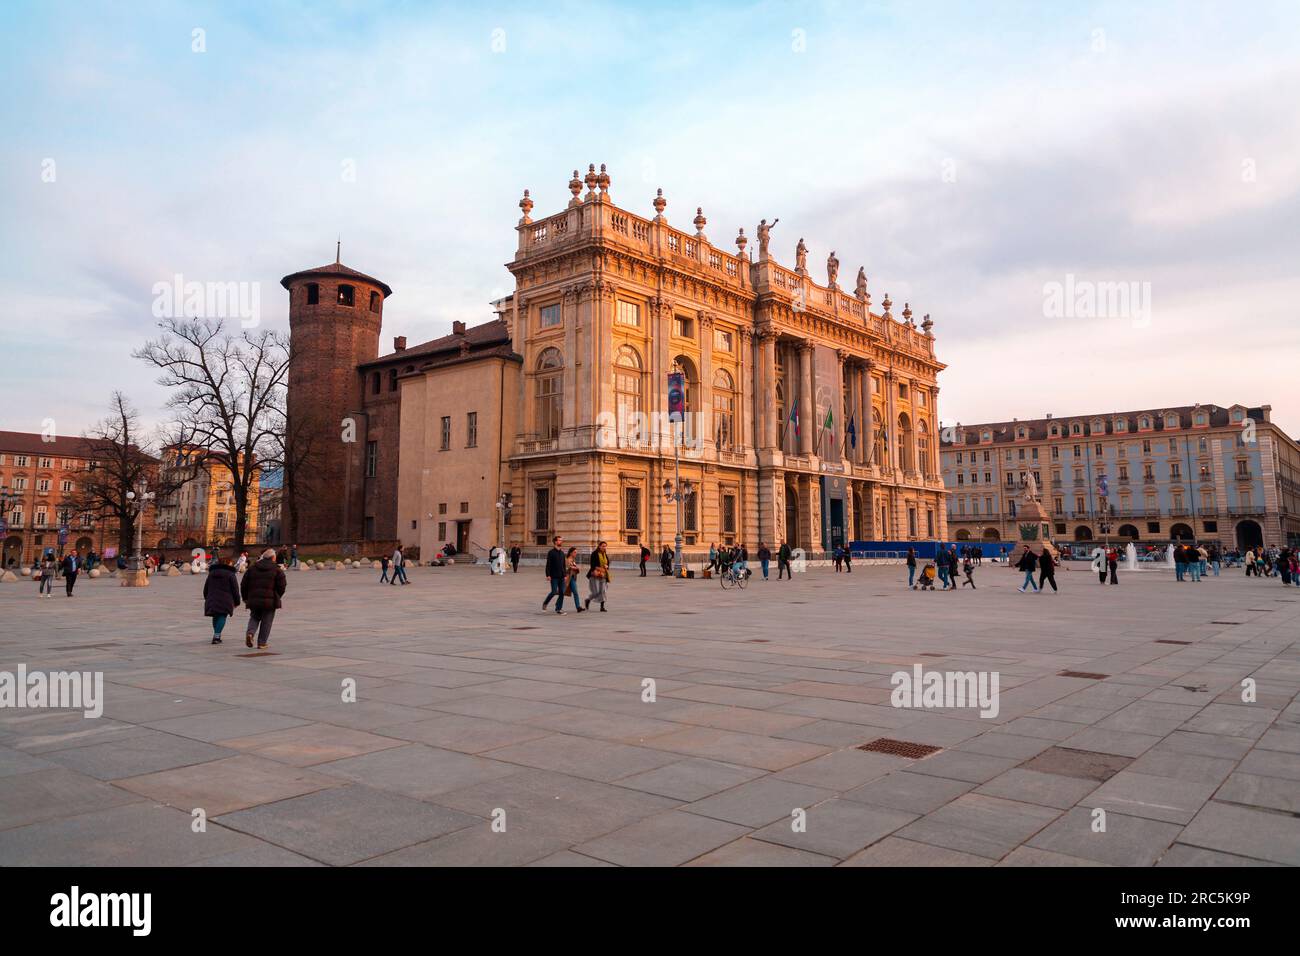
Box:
<box><xmin>673</xmin><ymin>315</ymin><xmax>693</xmax><ymax>338</ymax></box>
<box><xmin>466</xmin><ymin>412</ymin><xmax>477</xmax><ymax>448</ymax></box>
<box><xmin>440</xmin><ymin>416</ymin><xmax>451</xmax><ymax>451</ymax></box>
<box><xmin>539</xmin><ymin>304</ymin><xmax>561</xmax><ymax>327</ymax></box>
<box><xmin>365</xmin><ymin>441</ymin><xmax>377</xmax><ymax>478</ymax></box>
<box><xmin>338</xmin><ymin>284</ymin><xmax>354</xmax><ymax>306</ymax></box>
<box><xmin>460</xmin><ymin>501</ymin><xmax>469</xmax><ymax>514</ymax></box>
<box><xmin>927</xmin><ymin>510</ymin><xmax>935</xmax><ymax>535</ymax></box>
<box><xmin>39</xmin><ymin>458</ymin><xmax>52</xmax><ymax>469</ymax></box>
<box><xmin>907</xmin><ymin>507</ymin><xmax>917</xmax><ymax>537</ymax></box>
<box><xmin>534</xmin><ymin>486</ymin><xmax>550</xmax><ymax>542</ymax></box>
<box><xmin>713</xmin><ymin>329</ymin><xmax>733</xmax><ymax>352</ymax></box>
<box><xmin>616</xmin><ymin>300</ymin><xmax>641</xmax><ymax>327</ymax></box>
<box><xmin>438</xmin><ymin>503</ymin><xmax>447</xmax><ymax>515</ymax></box>
<box><xmin>307</xmin><ymin>283</ymin><xmax>319</xmax><ymax>304</ymax></box>
<box><xmin>721</xmin><ymin>493</ymin><xmax>736</xmax><ymax>534</ymax></box>
<box><xmin>684</xmin><ymin>490</ymin><xmax>698</xmax><ymax>532</ymax></box>
<box><xmin>37</xmin><ymin>479</ymin><xmax>50</xmax><ymax>492</ymax></box>
<box><xmin>438</xmin><ymin>521</ymin><xmax>446</xmax><ymax>539</ymax></box>
<box><xmin>624</xmin><ymin>486</ymin><xmax>641</xmax><ymax>531</ymax></box>
<box><xmin>15</xmin><ymin>456</ymin><xmax>28</xmax><ymax>467</ymax></box>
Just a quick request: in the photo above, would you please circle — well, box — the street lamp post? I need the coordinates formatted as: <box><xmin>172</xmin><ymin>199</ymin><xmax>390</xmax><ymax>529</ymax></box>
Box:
<box><xmin>662</xmin><ymin>472</ymin><xmax>693</xmax><ymax>578</ymax></box>
<box><xmin>494</xmin><ymin>493</ymin><xmax>512</xmax><ymax>574</ymax></box>
<box><xmin>122</xmin><ymin>480</ymin><xmax>155</xmax><ymax>587</ymax></box>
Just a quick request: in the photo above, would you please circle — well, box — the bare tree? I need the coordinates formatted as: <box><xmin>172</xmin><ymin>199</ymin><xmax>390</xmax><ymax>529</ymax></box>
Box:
<box><xmin>67</xmin><ymin>392</ymin><xmax>172</xmax><ymax>555</ymax></box>
<box><xmin>135</xmin><ymin>317</ymin><xmax>290</xmax><ymax>551</ymax></box>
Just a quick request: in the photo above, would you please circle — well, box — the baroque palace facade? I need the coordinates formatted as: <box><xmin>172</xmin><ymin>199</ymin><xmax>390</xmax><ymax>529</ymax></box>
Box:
<box><xmin>283</xmin><ymin>166</ymin><xmax>948</xmax><ymax>557</ymax></box>
<box><xmin>940</xmin><ymin>404</ymin><xmax>1300</xmax><ymax>551</ymax></box>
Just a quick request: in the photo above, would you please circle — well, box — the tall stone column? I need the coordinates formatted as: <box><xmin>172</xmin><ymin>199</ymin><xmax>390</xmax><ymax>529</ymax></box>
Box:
<box><xmin>560</xmin><ymin>289</ymin><xmax>577</xmax><ymax>436</ymax></box>
<box><xmin>738</xmin><ymin>328</ymin><xmax>753</xmax><ymax>451</ymax></box>
<box><xmin>798</xmin><ymin>341</ymin><xmax>814</xmax><ymax>456</ymax></box>
<box><xmin>653</xmin><ymin>296</ymin><xmax>671</xmax><ymax>451</ymax></box>
<box><xmin>848</xmin><ymin>362</ymin><xmax>863</xmax><ymax>465</ymax></box>
<box><xmin>761</xmin><ymin>332</ymin><xmax>778</xmax><ymax>450</ymax></box>
<box><xmin>698</xmin><ymin>311</ymin><xmax>714</xmax><ymax>454</ymax></box>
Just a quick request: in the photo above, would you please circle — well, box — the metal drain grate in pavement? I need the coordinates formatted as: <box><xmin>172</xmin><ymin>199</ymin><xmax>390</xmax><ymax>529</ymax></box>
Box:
<box><xmin>746</xmin><ymin>639</ymin><xmax>770</xmax><ymax>643</ymax></box>
<box><xmin>236</xmin><ymin>652</ymin><xmax>279</xmax><ymax>658</ymax></box>
<box><xmin>856</xmin><ymin>738</ymin><xmax>942</xmax><ymax>759</ymax></box>
<box><xmin>1155</xmin><ymin>640</ymin><xmax>1192</xmax><ymax>645</ymax></box>
<box><xmin>919</xmin><ymin>652</ymin><xmax>947</xmax><ymax>657</ymax></box>
<box><xmin>511</xmin><ymin>626</ymin><xmax>540</xmax><ymax>630</ymax></box>
<box><xmin>1210</xmin><ymin>621</ymin><xmax>1242</xmax><ymax>625</ymax></box>
<box><xmin>1058</xmin><ymin>670</ymin><xmax>1109</xmax><ymax>680</ymax></box>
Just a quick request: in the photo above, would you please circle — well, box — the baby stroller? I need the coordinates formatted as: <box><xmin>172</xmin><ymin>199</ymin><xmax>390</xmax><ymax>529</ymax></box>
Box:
<box><xmin>919</xmin><ymin>563</ymin><xmax>937</xmax><ymax>590</ymax></box>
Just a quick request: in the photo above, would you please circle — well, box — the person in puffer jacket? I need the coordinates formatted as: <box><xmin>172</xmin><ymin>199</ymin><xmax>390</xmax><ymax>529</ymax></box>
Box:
<box><xmin>240</xmin><ymin>549</ymin><xmax>286</xmax><ymax>649</ymax></box>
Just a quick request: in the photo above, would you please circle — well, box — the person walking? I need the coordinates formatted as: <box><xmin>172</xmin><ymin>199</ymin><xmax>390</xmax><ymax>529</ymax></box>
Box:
<box><xmin>289</xmin><ymin>544</ymin><xmax>299</xmax><ymax>569</ymax></box>
<box><xmin>639</xmin><ymin>544</ymin><xmax>650</xmax><ymax>577</ymax></box>
<box><xmin>1106</xmin><ymin>546</ymin><xmax>1119</xmax><ymax>585</ymax></box>
<box><xmin>842</xmin><ymin>545</ymin><xmax>852</xmax><ymax>574</ymax></box>
<box><xmin>1210</xmin><ymin>544</ymin><xmax>1221</xmax><ymax>576</ymax></box>
<box><xmin>36</xmin><ymin>553</ymin><xmax>54</xmax><ymax>598</ymax></box>
<box><xmin>906</xmin><ymin>546</ymin><xmax>917</xmax><ymax>589</ymax></box>
<box><xmin>1189</xmin><ymin>545</ymin><xmax>1202</xmax><ymax>583</ymax></box>
<box><xmin>936</xmin><ymin>548</ymin><xmax>951</xmax><ymax>591</ymax></box>
<box><xmin>777</xmin><ymin>540</ymin><xmax>793</xmax><ymax>580</ymax></box>
<box><xmin>203</xmin><ymin>552</ymin><xmax>241</xmax><ymax>644</ymax></box>
<box><xmin>61</xmin><ymin>550</ymin><xmax>79</xmax><ymax>597</ymax></box>
<box><xmin>585</xmin><ymin>540</ymin><xmax>611</xmax><ymax>612</ymax></box>
<box><xmin>240</xmin><ymin>549</ymin><xmax>286</xmax><ymax>649</ymax></box>
<box><xmin>510</xmin><ymin>545</ymin><xmax>521</xmax><ymax>574</ymax></box>
<box><xmin>961</xmin><ymin>554</ymin><xmax>976</xmax><ymax>588</ymax></box>
<box><xmin>757</xmin><ymin>542</ymin><xmax>771</xmax><ymax>581</ymax></box>
<box><xmin>1038</xmin><ymin>548</ymin><xmax>1058</xmax><ymax>593</ymax></box>
<box><xmin>708</xmin><ymin>543</ymin><xmax>718</xmax><ymax>574</ymax></box>
<box><xmin>542</xmin><ymin>535</ymin><xmax>567</xmax><ymax>613</ymax></box>
<box><xmin>833</xmin><ymin>546</ymin><xmax>843</xmax><ymax>573</ymax></box>
<box><xmin>379</xmin><ymin>552</ymin><xmax>391</xmax><ymax>583</ymax></box>
<box><xmin>1016</xmin><ymin>548</ymin><xmax>1039</xmax><ymax>593</ymax></box>
<box><xmin>563</xmin><ymin>546</ymin><xmax>586</xmax><ymax>612</ymax></box>
<box><xmin>391</xmin><ymin>545</ymin><xmax>409</xmax><ymax>585</ymax></box>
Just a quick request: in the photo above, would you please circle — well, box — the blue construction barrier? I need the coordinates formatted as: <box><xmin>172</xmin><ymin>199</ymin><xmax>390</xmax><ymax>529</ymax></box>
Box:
<box><xmin>847</xmin><ymin>540</ymin><xmax>1003</xmax><ymax>561</ymax></box>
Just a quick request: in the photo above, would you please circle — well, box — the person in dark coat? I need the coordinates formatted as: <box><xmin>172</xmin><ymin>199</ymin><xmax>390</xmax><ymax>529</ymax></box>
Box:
<box><xmin>542</xmin><ymin>535</ymin><xmax>567</xmax><ymax>614</ymax></box>
<box><xmin>1016</xmin><ymin>548</ymin><xmax>1039</xmax><ymax>592</ymax></box>
<box><xmin>509</xmin><ymin>545</ymin><xmax>521</xmax><ymax>573</ymax></box>
<box><xmin>639</xmin><ymin>544</ymin><xmax>650</xmax><ymax>577</ymax></box>
<box><xmin>1038</xmin><ymin>548</ymin><xmax>1058</xmax><ymax>593</ymax></box>
<box><xmin>203</xmin><ymin>555</ymin><xmax>241</xmax><ymax>644</ymax></box>
<box><xmin>778</xmin><ymin>541</ymin><xmax>793</xmax><ymax>580</ymax></box>
<box><xmin>240</xmin><ymin>549</ymin><xmax>286</xmax><ymax>648</ymax></box>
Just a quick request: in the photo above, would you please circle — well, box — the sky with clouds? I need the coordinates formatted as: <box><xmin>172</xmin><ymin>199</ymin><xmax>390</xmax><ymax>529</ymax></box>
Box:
<box><xmin>2</xmin><ymin>0</ymin><xmax>1298</xmax><ymax>442</ymax></box>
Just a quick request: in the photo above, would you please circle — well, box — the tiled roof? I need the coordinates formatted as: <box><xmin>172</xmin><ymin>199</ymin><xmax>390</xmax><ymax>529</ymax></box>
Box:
<box><xmin>361</xmin><ymin>319</ymin><xmax>516</xmax><ymax>369</ymax></box>
<box><xmin>0</xmin><ymin>431</ymin><xmax>103</xmax><ymax>459</ymax></box>
<box><xmin>939</xmin><ymin>404</ymin><xmax>1244</xmax><ymax>447</ymax></box>
<box><xmin>279</xmin><ymin>261</ymin><xmax>392</xmax><ymax>297</ymax></box>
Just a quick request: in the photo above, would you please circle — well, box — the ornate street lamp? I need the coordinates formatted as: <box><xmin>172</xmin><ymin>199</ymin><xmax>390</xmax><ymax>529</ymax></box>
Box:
<box><xmin>662</xmin><ymin>476</ymin><xmax>694</xmax><ymax>577</ymax></box>
<box><xmin>125</xmin><ymin>480</ymin><xmax>156</xmax><ymax>572</ymax></box>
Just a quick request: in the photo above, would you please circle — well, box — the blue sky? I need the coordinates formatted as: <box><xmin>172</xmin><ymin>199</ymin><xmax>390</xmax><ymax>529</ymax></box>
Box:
<box><xmin>2</xmin><ymin>0</ymin><xmax>1298</xmax><ymax>439</ymax></box>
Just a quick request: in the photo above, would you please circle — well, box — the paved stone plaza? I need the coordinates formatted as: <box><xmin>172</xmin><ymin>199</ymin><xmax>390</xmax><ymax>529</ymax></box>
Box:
<box><xmin>0</xmin><ymin>561</ymin><xmax>1296</xmax><ymax>867</ymax></box>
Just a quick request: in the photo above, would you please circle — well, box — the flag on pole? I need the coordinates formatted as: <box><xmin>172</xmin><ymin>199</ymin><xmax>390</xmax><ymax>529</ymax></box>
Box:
<box><xmin>847</xmin><ymin>414</ymin><xmax>857</xmax><ymax>449</ymax></box>
<box><xmin>788</xmin><ymin>399</ymin><xmax>799</xmax><ymax>437</ymax></box>
<box><xmin>820</xmin><ymin>407</ymin><xmax>834</xmax><ymax>455</ymax></box>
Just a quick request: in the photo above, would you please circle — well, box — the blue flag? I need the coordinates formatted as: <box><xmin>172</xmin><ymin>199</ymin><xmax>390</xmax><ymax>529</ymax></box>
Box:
<box><xmin>847</xmin><ymin>414</ymin><xmax>857</xmax><ymax>449</ymax></box>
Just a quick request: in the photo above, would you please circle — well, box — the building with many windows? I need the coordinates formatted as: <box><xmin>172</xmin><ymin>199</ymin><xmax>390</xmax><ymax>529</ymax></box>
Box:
<box><xmin>157</xmin><ymin>446</ymin><xmax>262</xmax><ymax>550</ymax></box>
<box><xmin>940</xmin><ymin>404</ymin><xmax>1300</xmax><ymax>551</ymax></box>
<box><xmin>0</xmin><ymin>432</ymin><xmax>162</xmax><ymax>566</ymax></box>
<box><xmin>282</xmin><ymin>166</ymin><xmax>949</xmax><ymax>558</ymax></box>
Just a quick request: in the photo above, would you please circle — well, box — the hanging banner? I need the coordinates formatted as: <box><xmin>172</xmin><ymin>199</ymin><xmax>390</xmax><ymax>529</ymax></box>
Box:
<box><xmin>667</xmin><ymin>371</ymin><xmax>686</xmax><ymax>424</ymax></box>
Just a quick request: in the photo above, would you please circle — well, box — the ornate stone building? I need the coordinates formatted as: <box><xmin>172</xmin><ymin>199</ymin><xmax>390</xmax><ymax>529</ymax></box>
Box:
<box><xmin>499</xmin><ymin>166</ymin><xmax>947</xmax><ymax>554</ymax></box>
<box><xmin>282</xmin><ymin>167</ymin><xmax>949</xmax><ymax>557</ymax></box>
<box><xmin>940</xmin><ymin>403</ymin><xmax>1300</xmax><ymax>551</ymax></box>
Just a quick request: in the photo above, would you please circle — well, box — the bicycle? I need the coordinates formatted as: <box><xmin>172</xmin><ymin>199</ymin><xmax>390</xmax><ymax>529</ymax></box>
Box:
<box><xmin>718</xmin><ymin>564</ymin><xmax>748</xmax><ymax>590</ymax></box>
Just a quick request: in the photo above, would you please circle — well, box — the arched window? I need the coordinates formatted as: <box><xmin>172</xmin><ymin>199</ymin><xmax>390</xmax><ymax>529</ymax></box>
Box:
<box><xmin>535</xmin><ymin>348</ymin><xmax>563</xmax><ymax>440</ymax></box>
<box><xmin>388</xmin><ymin>368</ymin><xmax>398</xmax><ymax>392</ymax></box>
<box><xmin>917</xmin><ymin>419</ymin><xmax>930</xmax><ymax>474</ymax></box>
<box><xmin>370</xmin><ymin>291</ymin><xmax>381</xmax><ymax>313</ymax></box>
<box><xmin>673</xmin><ymin>355</ymin><xmax>699</xmax><ymax>443</ymax></box>
<box><xmin>897</xmin><ymin>413</ymin><xmax>914</xmax><ymax>473</ymax></box>
<box><xmin>712</xmin><ymin>369</ymin><xmax>736</xmax><ymax>450</ymax></box>
<box><xmin>614</xmin><ymin>345</ymin><xmax>642</xmax><ymax>442</ymax></box>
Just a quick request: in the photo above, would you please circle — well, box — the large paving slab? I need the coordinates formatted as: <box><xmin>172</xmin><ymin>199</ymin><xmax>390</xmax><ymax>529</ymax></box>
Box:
<box><xmin>0</xmin><ymin>562</ymin><xmax>1296</xmax><ymax>865</ymax></box>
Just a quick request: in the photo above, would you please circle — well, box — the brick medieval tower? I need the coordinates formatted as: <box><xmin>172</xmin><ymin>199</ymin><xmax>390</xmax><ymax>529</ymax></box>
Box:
<box><xmin>281</xmin><ymin>250</ymin><xmax>392</xmax><ymax>544</ymax></box>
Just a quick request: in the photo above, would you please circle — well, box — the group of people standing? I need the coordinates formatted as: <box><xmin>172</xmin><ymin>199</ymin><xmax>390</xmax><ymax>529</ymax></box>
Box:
<box><xmin>1173</xmin><ymin>543</ymin><xmax>1218</xmax><ymax>582</ymax></box>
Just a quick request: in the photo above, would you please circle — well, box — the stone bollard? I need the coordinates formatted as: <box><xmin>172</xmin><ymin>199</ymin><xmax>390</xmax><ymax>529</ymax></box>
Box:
<box><xmin>20</xmin><ymin>567</ymin><xmax>32</xmax><ymax>577</ymax></box>
<box><xmin>166</xmin><ymin>565</ymin><xmax>181</xmax><ymax>576</ymax></box>
<box><xmin>88</xmin><ymin>568</ymin><xmax>101</xmax><ymax>578</ymax></box>
<box><xmin>0</xmin><ymin>570</ymin><xmax>17</xmax><ymax>583</ymax></box>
